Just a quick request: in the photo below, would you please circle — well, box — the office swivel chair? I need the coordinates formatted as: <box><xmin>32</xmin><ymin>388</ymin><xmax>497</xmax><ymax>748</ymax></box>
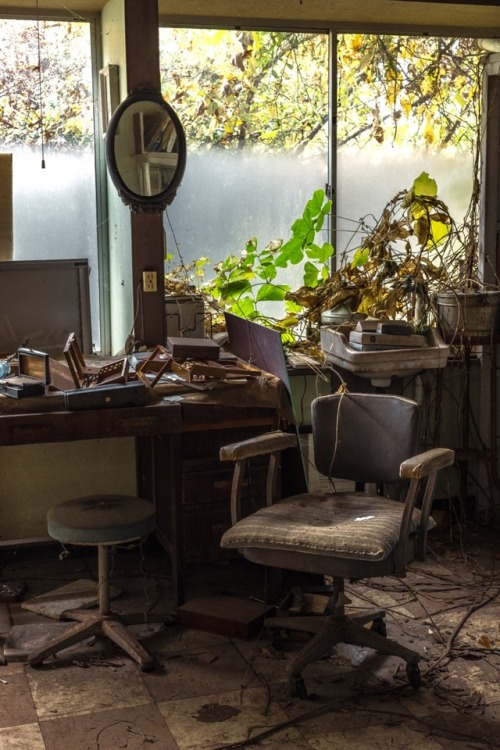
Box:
<box><xmin>220</xmin><ymin>392</ymin><xmax>454</xmax><ymax>698</ymax></box>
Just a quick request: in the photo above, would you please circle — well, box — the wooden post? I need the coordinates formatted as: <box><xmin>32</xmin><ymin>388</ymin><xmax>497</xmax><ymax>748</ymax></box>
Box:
<box><xmin>0</xmin><ymin>154</ymin><xmax>13</xmax><ymax>260</ymax></box>
<box><xmin>124</xmin><ymin>0</ymin><xmax>166</xmax><ymax>347</ymax></box>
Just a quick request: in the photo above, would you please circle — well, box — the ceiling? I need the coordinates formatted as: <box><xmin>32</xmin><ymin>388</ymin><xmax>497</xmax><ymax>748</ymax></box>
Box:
<box><xmin>0</xmin><ymin>0</ymin><xmax>499</xmax><ymax>33</ymax></box>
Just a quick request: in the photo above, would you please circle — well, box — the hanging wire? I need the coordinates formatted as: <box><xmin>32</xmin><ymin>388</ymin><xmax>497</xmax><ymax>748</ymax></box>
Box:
<box><xmin>36</xmin><ymin>0</ymin><xmax>45</xmax><ymax>168</ymax></box>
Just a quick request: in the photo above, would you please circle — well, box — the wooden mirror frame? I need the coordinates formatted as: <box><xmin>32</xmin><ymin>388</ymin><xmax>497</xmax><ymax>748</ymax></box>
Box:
<box><xmin>105</xmin><ymin>87</ymin><xmax>187</xmax><ymax>214</ymax></box>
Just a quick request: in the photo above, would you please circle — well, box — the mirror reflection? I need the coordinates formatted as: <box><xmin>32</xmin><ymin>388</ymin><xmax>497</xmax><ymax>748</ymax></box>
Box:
<box><xmin>106</xmin><ymin>89</ymin><xmax>186</xmax><ymax>213</ymax></box>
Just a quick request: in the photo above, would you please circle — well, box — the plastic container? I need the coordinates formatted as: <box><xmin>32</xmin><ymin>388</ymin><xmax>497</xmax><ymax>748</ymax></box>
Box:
<box><xmin>320</xmin><ymin>325</ymin><xmax>450</xmax><ymax>388</ymax></box>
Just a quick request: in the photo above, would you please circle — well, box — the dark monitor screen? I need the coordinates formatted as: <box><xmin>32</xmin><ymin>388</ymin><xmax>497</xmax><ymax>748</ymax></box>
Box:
<box><xmin>224</xmin><ymin>312</ymin><xmax>290</xmax><ymax>398</ymax></box>
<box><xmin>0</xmin><ymin>259</ymin><xmax>92</xmax><ymax>356</ymax></box>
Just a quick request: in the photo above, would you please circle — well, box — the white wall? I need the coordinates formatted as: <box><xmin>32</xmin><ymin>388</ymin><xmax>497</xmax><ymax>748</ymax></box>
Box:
<box><xmin>0</xmin><ymin>438</ymin><xmax>136</xmax><ymax>540</ymax></box>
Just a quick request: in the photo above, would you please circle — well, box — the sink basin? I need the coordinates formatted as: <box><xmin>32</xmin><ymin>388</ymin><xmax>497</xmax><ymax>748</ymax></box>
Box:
<box><xmin>320</xmin><ymin>325</ymin><xmax>450</xmax><ymax>388</ymax></box>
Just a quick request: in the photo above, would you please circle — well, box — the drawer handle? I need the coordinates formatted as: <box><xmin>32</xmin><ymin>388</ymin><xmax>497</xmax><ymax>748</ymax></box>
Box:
<box><xmin>11</xmin><ymin>424</ymin><xmax>51</xmax><ymax>437</ymax></box>
<box><xmin>116</xmin><ymin>417</ymin><xmax>158</xmax><ymax>429</ymax></box>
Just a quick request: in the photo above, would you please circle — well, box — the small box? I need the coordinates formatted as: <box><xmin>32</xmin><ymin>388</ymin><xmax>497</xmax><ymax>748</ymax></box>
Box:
<box><xmin>0</xmin><ymin>348</ymin><xmax>50</xmax><ymax>398</ymax></box>
<box><xmin>64</xmin><ymin>381</ymin><xmax>148</xmax><ymax>411</ymax></box>
<box><xmin>166</xmin><ymin>336</ymin><xmax>220</xmax><ymax>360</ymax></box>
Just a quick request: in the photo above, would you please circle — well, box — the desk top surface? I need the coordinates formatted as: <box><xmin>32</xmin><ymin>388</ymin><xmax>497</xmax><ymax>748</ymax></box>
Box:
<box><xmin>0</xmin><ymin>372</ymin><xmax>292</xmax><ymax>445</ymax></box>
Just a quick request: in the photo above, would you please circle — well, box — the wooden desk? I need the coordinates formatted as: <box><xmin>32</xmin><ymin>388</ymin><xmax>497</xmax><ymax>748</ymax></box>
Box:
<box><xmin>151</xmin><ymin>401</ymin><xmax>279</xmax><ymax>605</ymax></box>
<box><xmin>0</xmin><ymin>392</ymin><xmax>281</xmax><ymax>606</ymax></box>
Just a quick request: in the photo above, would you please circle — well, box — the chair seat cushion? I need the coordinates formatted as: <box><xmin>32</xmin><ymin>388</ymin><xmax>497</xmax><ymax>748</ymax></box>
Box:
<box><xmin>220</xmin><ymin>492</ymin><xmax>432</xmax><ymax>562</ymax></box>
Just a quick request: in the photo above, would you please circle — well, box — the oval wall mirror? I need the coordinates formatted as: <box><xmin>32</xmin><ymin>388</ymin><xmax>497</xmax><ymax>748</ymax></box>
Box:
<box><xmin>105</xmin><ymin>87</ymin><xmax>187</xmax><ymax>214</ymax></box>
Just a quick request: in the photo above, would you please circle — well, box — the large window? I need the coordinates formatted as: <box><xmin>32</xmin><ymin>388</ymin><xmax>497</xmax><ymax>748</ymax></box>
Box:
<box><xmin>160</xmin><ymin>28</ymin><xmax>484</xmax><ymax>327</ymax></box>
<box><xmin>0</xmin><ymin>18</ymin><xmax>101</xmax><ymax>351</ymax></box>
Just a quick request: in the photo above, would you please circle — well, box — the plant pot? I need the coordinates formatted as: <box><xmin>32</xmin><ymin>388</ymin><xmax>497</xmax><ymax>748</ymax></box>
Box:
<box><xmin>435</xmin><ymin>290</ymin><xmax>500</xmax><ymax>343</ymax></box>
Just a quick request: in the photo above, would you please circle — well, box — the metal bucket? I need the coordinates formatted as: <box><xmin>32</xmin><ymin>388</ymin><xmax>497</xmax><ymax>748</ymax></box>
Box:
<box><xmin>436</xmin><ymin>291</ymin><xmax>500</xmax><ymax>342</ymax></box>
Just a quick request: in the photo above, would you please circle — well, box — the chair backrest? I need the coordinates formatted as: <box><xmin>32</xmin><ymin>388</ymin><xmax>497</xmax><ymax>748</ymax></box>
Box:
<box><xmin>312</xmin><ymin>393</ymin><xmax>420</xmax><ymax>485</ymax></box>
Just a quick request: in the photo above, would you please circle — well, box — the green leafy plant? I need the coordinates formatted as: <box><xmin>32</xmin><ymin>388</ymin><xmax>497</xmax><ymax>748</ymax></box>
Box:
<box><xmin>165</xmin><ymin>173</ymin><xmax>478</xmax><ymax>350</ymax></box>
<box><xmin>200</xmin><ymin>189</ymin><xmax>334</xmax><ymax>336</ymax></box>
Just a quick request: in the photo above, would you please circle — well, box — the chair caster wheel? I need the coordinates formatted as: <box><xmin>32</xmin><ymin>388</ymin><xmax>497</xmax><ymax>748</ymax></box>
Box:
<box><xmin>371</xmin><ymin>617</ymin><xmax>387</xmax><ymax>637</ymax></box>
<box><xmin>271</xmin><ymin>630</ymin><xmax>285</xmax><ymax>652</ymax></box>
<box><xmin>406</xmin><ymin>661</ymin><xmax>421</xmax><ymax>690</ymax></box>
<box><xmin>290</xmin><ymin>676</ymin><xmax>307</xmax><ymax>700</ymax></box>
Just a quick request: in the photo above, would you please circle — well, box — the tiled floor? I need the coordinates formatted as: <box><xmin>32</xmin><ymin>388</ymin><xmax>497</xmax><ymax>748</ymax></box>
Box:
<box><xmin>1</xmin><ymin>526</ymin><xmax>499</xmax><ymax>750</ymax></box>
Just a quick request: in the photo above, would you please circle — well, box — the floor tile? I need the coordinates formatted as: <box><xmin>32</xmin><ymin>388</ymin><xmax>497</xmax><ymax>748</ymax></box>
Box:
<box><xmin>0</xmin><ymin>723</ymin><xmax>46</xmax><ymax>749</ymax></box>
<box><xmin>40</xmin><ymin>703</ymin><xmax>178</xmax><ymax>750</ymax></box>
<box><xmin>150</xmin><ymin>622</ymin><xmax>236</xmax><ymax>655</ymax></box>
<box><xmin>157</xmin><ymin>686</ymin><xmax>305</xmax><ymax>749</ymax></box>
<box><xmin>5</xmin><ymin>622</ymin><xmax>75</xmax><ymax>657</ymax></box>
<box><xmin>0</xmin><ymin>662</ymin><xmax>38</xmax><ymax>727</ymax></box>
<box><xmin>26</xmin><ymin>659</ymin><xmax>152</xmax><ymax>720</ymax></box>
<box><xmin>143</xmin><ymin>641</ymin><xmax>251</xmax><ymax>702</ymax></box>
<box><xmin>306</xmin><ymin>724</ymin><xmax>444</xmax><ymax>749</ymax></box>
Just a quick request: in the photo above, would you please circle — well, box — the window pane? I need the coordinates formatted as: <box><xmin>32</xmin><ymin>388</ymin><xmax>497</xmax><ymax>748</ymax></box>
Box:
<box><xmin>159</xmin><ymin>28</ymin><xmax>329</xmax><ymax>317</ymax></box>
<box><xmin>0</xmin><ymin>19</ymin><xmax>100</xmax><ymax>351</ymax></box>
<box><xmin>336</xmin><ymin>35</ymin><xmax>483</xmax><ymax>264</ymax></box>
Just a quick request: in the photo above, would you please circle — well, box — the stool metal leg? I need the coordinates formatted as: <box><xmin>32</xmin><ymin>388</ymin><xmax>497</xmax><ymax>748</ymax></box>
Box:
<box><xmin>29</xmin><ymin>543</ymin><xmax>155</xmax><ymax>671</ymax></box>
<box><xmin>98</xmin><ymin>545</ymin><xmax>110</xmax><ymax>615</ymax></box>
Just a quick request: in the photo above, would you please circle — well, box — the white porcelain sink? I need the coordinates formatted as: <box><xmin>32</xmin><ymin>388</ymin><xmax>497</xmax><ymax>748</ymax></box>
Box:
<box><xmin>320</xmin><ymin>325</ymin><xmax>450</xmax><ymax>388</ymax></box>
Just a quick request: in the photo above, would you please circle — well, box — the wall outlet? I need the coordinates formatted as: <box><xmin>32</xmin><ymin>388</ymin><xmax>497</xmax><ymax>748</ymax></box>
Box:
<box><xmin>143</xmin><ymin>271</ymin><xmax>157</xmax><ymax>292</ymax></box>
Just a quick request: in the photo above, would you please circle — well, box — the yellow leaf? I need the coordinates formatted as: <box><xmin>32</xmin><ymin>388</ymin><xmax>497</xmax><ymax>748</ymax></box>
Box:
<box><xmin>478</xmin><ymin>635</ymin><xmax>491</xmax><ymax>649</ymax></box>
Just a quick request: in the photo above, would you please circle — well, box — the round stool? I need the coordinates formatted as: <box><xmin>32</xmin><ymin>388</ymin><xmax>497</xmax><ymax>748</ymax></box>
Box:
<box><xmin>29</xmin><ymin>494</ymin><xmax>156</xmax><ymax>671</ymax></box>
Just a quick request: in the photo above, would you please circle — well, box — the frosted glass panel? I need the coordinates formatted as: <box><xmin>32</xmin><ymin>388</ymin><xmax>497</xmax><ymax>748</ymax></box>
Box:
<box><xmin>337</xmin><ymin>144</ymin><xmax>473</xmax><ymax>262</ymax></box>
<box><xmin>0</xmin><ymin>19</ymin><xmax>99</xmax><ymax>352</ymax></box>
<box><xmin>164</xmin><ymin>148</ymin><xmax>328</xmax><ymax>269</ymax></box>
<box><xmin>11</xmin><ymin>146</ymin><xmax>99</xmax><ymax>351</ymax></box>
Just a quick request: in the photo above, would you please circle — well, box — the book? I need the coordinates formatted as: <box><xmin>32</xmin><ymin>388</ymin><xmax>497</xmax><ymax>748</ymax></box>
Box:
<box><xmin>348</xmin><ymin>341</ymin><xmax>416</xmax><ymax>352</ymax></box>
<box><xmin>355</xmin><ymin>318</ymin><xmax>380</xmax><ymax>332</ymax></box>
<box><xmin>349</xmin><ymin>330</ymin><xmax>426</xmax><ymax>348</ymax></box>
<box><xmin>377</xmin><ymin>321</ymin><xmax>413</xmax><ymax>336</ymax></box>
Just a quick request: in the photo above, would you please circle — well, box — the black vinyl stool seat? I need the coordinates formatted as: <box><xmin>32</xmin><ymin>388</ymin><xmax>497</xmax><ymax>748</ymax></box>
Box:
<box><xmin>29</xmin><ymin>494</ymin><xmax>156</xmax><ymax>671</ymax></box>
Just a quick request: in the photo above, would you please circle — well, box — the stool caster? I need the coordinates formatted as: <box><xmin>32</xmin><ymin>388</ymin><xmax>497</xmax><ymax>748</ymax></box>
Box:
<box><xmin>290</xmin><ymin>675</ymin><xmax>307</xmax><ymax>700</ymax></box>
<box><xmin>371</xmin><ymin>617</ymin><xmax>387</xmax><ymax>637</ymax></box>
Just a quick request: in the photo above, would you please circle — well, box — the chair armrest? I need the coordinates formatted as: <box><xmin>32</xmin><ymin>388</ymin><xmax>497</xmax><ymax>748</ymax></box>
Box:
<box><xmin>400</xmin><ymin>447</ymin><xmax>455</xmax><ymax>479</ymax></box>
<box><xmin>220</xmin><ymin>430</ymin><xmax>297</xmax><ymax>462</ymax></box>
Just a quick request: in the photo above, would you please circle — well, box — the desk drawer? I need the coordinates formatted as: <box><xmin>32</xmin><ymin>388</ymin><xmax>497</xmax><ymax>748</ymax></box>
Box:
<box><xmin>0</xmin><ymin>416</ymin><xmax>74</xmax><ymax>444</ymax></box>
<box><xmin>182</xmin><ymin>464</ymin><xmax>267</xmax><ymax>563</ymax></box>
<box><xmin>183</xmin><ymin>502</ymin><xmax>234</xmax><ymax>563</ymax></box>
<box><xmin>182</xmin><ymin>465</ymin><xmax>267</xmax><ymax>508</ymax></box>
